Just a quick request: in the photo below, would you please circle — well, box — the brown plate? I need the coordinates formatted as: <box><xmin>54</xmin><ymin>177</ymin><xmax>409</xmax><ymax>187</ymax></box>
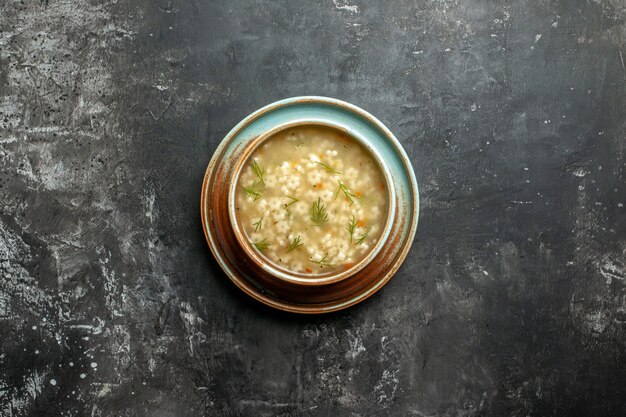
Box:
<box><xmin>200</xmin><ymin>97</ymin><xmax>419</xmax><ymax>313</ymax></box>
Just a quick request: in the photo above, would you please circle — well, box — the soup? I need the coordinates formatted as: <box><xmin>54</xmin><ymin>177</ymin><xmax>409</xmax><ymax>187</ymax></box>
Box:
<box><xmin>235</xmin><ymin>125</ymin><xmax>389</xmax><ymax>274</ymax></box>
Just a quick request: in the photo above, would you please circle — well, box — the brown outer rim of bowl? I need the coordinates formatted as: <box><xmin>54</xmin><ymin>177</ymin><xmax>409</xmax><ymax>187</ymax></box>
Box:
<box><xmin>200</xmin><ymin>97</ymin><xmax>419</xmax><ymax>314</ymax></box>
<box><xmin>227</xmin><ymin>121</ymin><xmax>395</xmax><ymax>286</ymax></box>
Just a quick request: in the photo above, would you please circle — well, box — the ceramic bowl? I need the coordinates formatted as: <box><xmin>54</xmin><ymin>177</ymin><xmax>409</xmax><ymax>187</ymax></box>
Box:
<box><xmin>201</xmin><ymin>96</ymin><xmax>419</xmax><ymax>313</ymax></box>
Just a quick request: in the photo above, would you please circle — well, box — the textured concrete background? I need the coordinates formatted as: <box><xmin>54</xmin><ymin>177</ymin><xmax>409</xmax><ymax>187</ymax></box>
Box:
<box><xmin>1</xmin><ymin>0</ymin><xmax>625</xmax><ymax>416</ymax></box>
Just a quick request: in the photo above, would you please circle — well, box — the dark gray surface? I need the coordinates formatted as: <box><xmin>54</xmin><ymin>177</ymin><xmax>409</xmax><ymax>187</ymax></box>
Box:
<box><xmin>1</xmin><ymin>0</ymin><xmax>625</xmax><ymax>416</ymax></box>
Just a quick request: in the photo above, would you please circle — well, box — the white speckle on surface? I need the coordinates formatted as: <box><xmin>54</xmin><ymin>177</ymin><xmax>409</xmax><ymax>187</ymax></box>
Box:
<box><xmin>584</xmin><ymin>310</ymin><xmax>609</xmax><ymax>334</ymax></box>
<box><xmin>444</xmin><ymin>47</ymin><xmax>452</xmax><ymax>52</ymax></box>
<box><xmin>0</xmin><ymin>220</ymin><xmax>59</xmax><ymax>329</ymax></box>
<box><xmin>97</xmin><ymin>246</ymin><xmax>122</xmax><ymax>317</ymax></box>
<box><xmin>93</xmin><ymin>383</ymin><xmax>119</xmax><ymax>398</ymax></box>
<box><xmin>573</xmin><ymin>168</ymin><xmax>587</xmax><ymax>177</ymax></box>
<box><xmin>80</xmin><ymin>373</ymin><xmax>87</xmax><ymax>379</ymax></box>
<box><xmin>470</xmin><ymin>103</ymin><xmax>477</xmax><ymax>112</ymax></box>
<box><xmin>23</xmin><ymin>370</ymin><xmax>46</xmax><ymax>401</ymax></box>
<box><xmin>524</xmin><ymin>167</ymin><xmax>529</xmax><ymax>171</ymax></box>
<box><xmin>618</xmin><ymin>203</ymin><xmax>624</xmax><ymax>208</ymax></box>
<box><xmin>178</xmin><ymin>301</ymin><xmax>207</xmax><ymax>357</ymax></box>
<box><xmin>34</xmin><ymin>350</ymin><xmax>39</xmax><ymax>355</ymax></box>
<box><xmin>332</xmin><ymin>0</ymin><xmax>359</xmax><ymax>13</ymax></box>
<box><xmin>535</xmin><ymin>34</ymin><xmax>542</xmax><ymax>42</ymax></box>
<box><xmin>50</xmin><ymin>379</ymin><xmax>57</xmax><ymax>386</ymax></box>
<box><xmin>69</xmin><ymin>362</ymin><xmax>74</xmax><ymax>367</ymax></box>
<box><xmin>373</xmin><ymin>368</ymin><xmax>400</xmax><ymax>406</ymax></box>
<box><xmin>69</xmin><ymin>318</ymin><xmax>105</xmax><ymax>335</ymax></box>
<box><xmin>345</xmin><ymin>330</ymin><xmax>366</xmax><ymax>360</ymax></box>
<box><xmin>91</xmin><ymin>362</ymin><xmax>98</xmax><ymax>368</ymax></box>
<box><xmin>598</xmin><ymin>258</ymin><xmax>624</xmax><ymax>285</ymax></box>
<box><xmin>32</xmin><ymin>326</ymin><xmax>37</xmax><ymax>330</ymax></box>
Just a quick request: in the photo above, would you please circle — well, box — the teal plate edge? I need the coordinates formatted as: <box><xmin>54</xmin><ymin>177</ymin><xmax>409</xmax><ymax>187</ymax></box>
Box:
<box><xmin>203</xmin><ymin>96</ymin><xmax>419</xmax><ymax>313</ymax></box>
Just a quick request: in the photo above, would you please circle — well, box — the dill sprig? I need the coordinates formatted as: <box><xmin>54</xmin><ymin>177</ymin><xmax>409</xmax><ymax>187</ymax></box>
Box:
<box><xmin>315</xmin><ymin>160</ymin><xmax>342</xmax><ymax>175</ymax></box>
<box><xmin>251</xmin><ymin>160</ymin><xmax>265</xmax><ymax>185</ymax></box>
<box><xmin>242</xmin><ymin>173</ymin><xmax>265</xmax><ymax>201</ymax></box>
<box><xmin>335</xmin><ymin>180</ymin><xmax>356</xmax><ymax>205</ymax></box>
<box><xmin>284</xmin><ymin>196</ymin><xmax>299</xmax><ymax>218</ymax></box>
<box><xmin>252</xmin><ymin>238</ymin><xmax>270</xmax><ymax>251</ymax></box>
<box><xmin>310</xmin><ymin>198</ymin><xmax>329</xmax><ymax>225</ymax></box>
<box><xmin>355</xmin><ymin>231</ymin><xmax>368</xmax><ymax>245</ymax></box>
<box><xmin>253</xmin><ymin>216</ymin><xmax>263</xmax><ymax>232</ymax></box>
<box><xmin>311</xmin><ymin>254</ymin><xmax>334</xmax><ymax>268</ymax></box>
<box><xmin>243</xmin><ymin>186</ymin><xmax>262</xmax><ymax>201</ymax></box>
<box><xmin>284</xmin><ymin>195</ymin><xmax>299</xmax><ymax>208</ymax></box>
<box><xmin>286</xmin><ymin>235</ymin><xmax>303</xmax><ymax>252</ymax></box>
<box><xmin>346</xmin><ymin>215</ymin><xmax>357</xmax><ymax>243</ymax></box>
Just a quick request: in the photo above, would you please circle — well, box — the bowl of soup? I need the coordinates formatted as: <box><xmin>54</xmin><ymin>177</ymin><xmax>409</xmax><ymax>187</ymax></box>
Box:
<box><xmin>201</xmin><ymin>97</ymin><xmax>419</xmax><ymax>313</ymax></box>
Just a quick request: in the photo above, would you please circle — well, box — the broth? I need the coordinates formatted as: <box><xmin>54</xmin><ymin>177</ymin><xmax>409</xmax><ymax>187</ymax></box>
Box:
<box><xmin>235</xmin><ymin>125</ymin><xmax>389</xmax><ymax>274</ymax></box>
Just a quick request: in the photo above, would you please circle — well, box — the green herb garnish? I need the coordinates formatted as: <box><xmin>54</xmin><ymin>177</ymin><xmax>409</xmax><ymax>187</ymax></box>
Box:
<box><xmin>346</xmin><ymin>215</ymin><xmax>357</xmax><ymax>243</ymax></box>
<box><xmin>287</xmin><ymin>235</ymin><xmax>303</xmax><ymax>252</ymax></box>
<box><xmin>253</xmin><ymin>216</ymin><xmax>263</xmax><ymax>232</ymax></box>
<box><xmin>310</xmin><ymin>198</ymin><xmax>329</xmax><ymax>225</ymax></box>
<box><xmin>355</xmin><ymin>231</ymin><xmax>368</xmax><ymax>245</ymax></box>
<box><xmin>243</xmin><ymin>186</ymin><xmax>262</xmax><ymax>201</ymax></box>
<box><xmin>284</xmin><ymin>196</ymin><xmax>299</xmax><ymax>219</ymax></box>
<box><xmin>311</xmin><ymin>254</ymin><xmax>334</xmax><ymax>268</ymax></box>
<box><xmin>335</xmin><ymin>180</ymin><xmax>356</xmax><ymax>205</ymax></box>
<box><xmin>315</xmin><ymin>161</ymin><xmax>342</xmax><ymax>175</ymax></box>
<box><xmin>252</xmin><ymin>238</ymin><xmax>270</xmax><ymax>251</ymax></box>
<box><xmin>251</xmin><ymin>160</ymin><xmax>265</xmax><ymax>185</ymax></box>
<box><xmin>284</xmin><ymin>195</ymin><xmax>299</xmax><ymax>208</ymax></box>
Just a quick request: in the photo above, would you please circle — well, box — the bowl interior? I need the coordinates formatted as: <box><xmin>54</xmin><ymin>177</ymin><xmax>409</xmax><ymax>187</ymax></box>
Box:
<box><xmin>228</xmin><ymin>120</ymin><xmax>396</xmax><ymax>286</ymax></box>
